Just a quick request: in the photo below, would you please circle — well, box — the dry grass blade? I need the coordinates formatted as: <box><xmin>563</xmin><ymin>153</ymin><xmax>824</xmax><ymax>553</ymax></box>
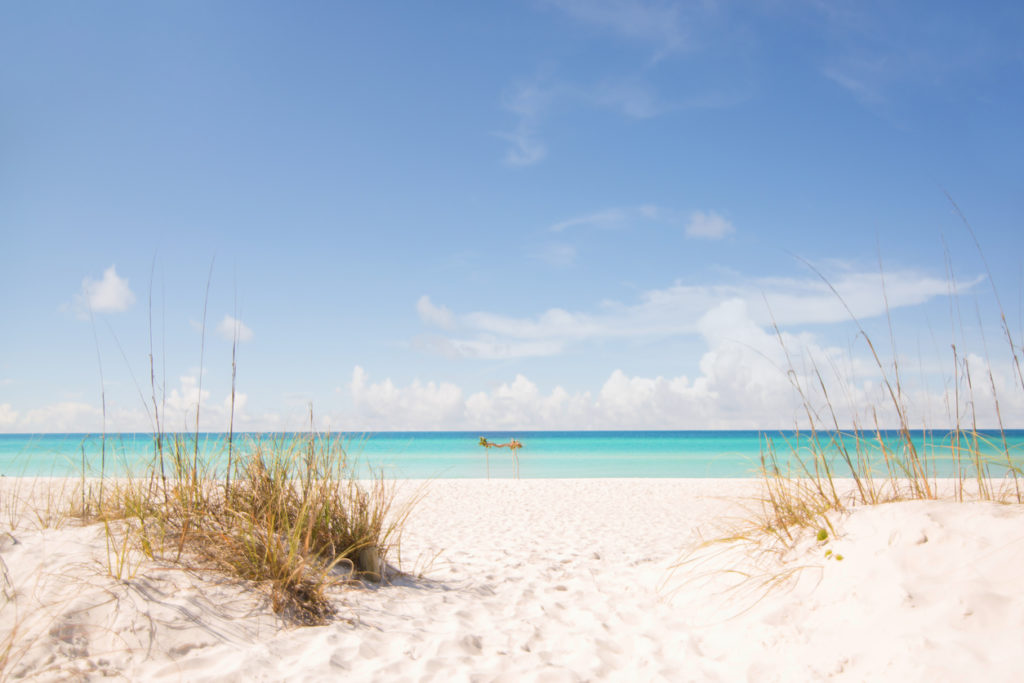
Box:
<box><xmin>76</xmin><ymin>430</ymin><xmax>416</xmax><ymax>626</ymax></box>
<box><xmin>682</xmin><ymin>236</ymin><xmax>1024</xmax><ymax>606</ymax></box>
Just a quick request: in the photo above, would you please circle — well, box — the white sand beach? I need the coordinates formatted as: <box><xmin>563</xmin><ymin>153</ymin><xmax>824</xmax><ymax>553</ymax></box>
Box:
<box><xmin>2</xmin><ymin>478</ymin><xmax>1023</xmax><ymax>681</ymax></box>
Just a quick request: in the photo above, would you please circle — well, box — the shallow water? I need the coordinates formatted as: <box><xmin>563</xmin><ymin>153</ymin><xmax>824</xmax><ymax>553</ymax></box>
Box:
<box><xmin>2</xmin><ymin>430</ymin><xmax>1022</xmax><ymax>479</ymax></box>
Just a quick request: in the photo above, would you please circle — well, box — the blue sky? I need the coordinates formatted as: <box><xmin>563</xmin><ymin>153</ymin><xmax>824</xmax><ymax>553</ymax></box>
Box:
<box><xmin>2</xmin><ymin>1</ymin><xmax>1022</xmax><ymax>432</ymax></box>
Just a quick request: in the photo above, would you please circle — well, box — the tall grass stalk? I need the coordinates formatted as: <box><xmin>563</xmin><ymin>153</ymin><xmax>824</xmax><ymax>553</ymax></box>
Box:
<box><xmin>192</xmin><ymin>260</ymin><xmax>214</xmax><ymax>488</ymax></box>
<box><xmin>69</xmin><ymin>266</ymin><xmax>419</xmax><ymax>626</ymax></box>
<box><xmin>148</xmin><ymin>255</ymin><xmax>168</xmax><ymax>503</ymax></box>
<box><xmin>754</xmin><ymin>258</ymin><xmax>1023</xmax><ymax>545</ymax></box>
<box><xmin>86</xmin><ymin>303</ymin><xmax>108</xmax><ymax>505</ymax></box>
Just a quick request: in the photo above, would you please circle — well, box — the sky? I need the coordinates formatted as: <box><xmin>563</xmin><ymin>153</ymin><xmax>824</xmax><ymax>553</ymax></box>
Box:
<box><xmin>1</xmin><ymin>1</ymin><xmax>1023</xmax><ymax>433</ymax></box>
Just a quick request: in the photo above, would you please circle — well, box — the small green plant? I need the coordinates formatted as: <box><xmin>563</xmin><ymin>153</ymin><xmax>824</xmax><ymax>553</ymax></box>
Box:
<box><xmin>103</xmin><ymin>518</ymin><xmax>143</xmax><ymax>581</ymax></box>
<box><xmin>816</xmin><ymin>529</ymin><xmax>828</xmax><ymax>542</ymax></box>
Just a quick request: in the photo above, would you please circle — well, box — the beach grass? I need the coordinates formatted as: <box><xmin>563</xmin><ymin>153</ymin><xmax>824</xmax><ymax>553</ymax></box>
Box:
<box><xmin>667</xmin><ymin>242</ymin><xmax>1023</xmax><ymax>612</ymax></box>
<box><xmin>0</xmin><ymin>267</ymin><xmax>421</xmax><ymax>629</ymax></box>
<box><xmin>751</xmin><ymin>240</ymin><xmax>1023</xmax><ymax>546</ymax></box>
<box><xmin>67</xmin><ymin>430</ymin><xmax>416</xmax><ymax>625</ymax></box>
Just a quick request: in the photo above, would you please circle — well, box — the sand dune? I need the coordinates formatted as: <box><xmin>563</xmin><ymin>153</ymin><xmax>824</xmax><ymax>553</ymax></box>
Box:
<box><xmin>2</xmin><ymin>479</ymin><xmax>1022</xmax><ymax>681</ymax></box>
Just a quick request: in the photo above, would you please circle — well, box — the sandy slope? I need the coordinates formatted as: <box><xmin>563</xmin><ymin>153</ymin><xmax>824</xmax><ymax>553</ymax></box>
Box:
<box><xmin>2</xmin><ymin>478</ymin><xmax>1023</xmax><ymax>681</ymax></box>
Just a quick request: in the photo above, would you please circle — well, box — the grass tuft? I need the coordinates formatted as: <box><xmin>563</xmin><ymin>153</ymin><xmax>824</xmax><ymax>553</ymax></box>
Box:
<box><xmin>674</xmin><ymin>235</ymin><xmax>1024</xmax><ymax>608</ymax></box>
<box><xmin>78</xmin><ymin>431</ymin><xmax>415</xmax><ymax>626</ymax></box>
<box><xmin>749</xmin><ymin>243</ymin><xmax>1023</xmax><ymax>549</ymax></box>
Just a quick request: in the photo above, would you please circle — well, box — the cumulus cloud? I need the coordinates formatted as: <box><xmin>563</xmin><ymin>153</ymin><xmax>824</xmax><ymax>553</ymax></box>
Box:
<box><xmin>162</xmin><ymin>375</ymin><xmax>228</xmax><ymax>431</ymax></box>
<box><xmin>685</xmin><ymin>210</ymin><xmax>735</xmax><ymax>239</ymax></box>
<box><xmin>19</xmin><ymin>401</ymin><xmax>102</xmax><ymax>432</ymax></box>
<box><xmin>344</xmin><ymin>295</ymin><xmax>1014</xmax><ymax>430</ymax></box>
<box><xmin>73</xmin><ymin>266</ymin><xmax>136</xmax><ymax>317</ymax></box>
<box><xmin>146</xmin><ymin>376</ymin><xmax>260</xmax><ymax>432</ymax></box>
<box><xmin>0</xmin><ymin>377</ymin><xmax>279</xmax><ymax>434</ymax></box>
<box><xmin>354</xmin><ymin>299</ymin><xmax>801</xmax><ymax>428</ymax></box>
<box><xmin>216</xmin><ymin>315</ymin><xmax>254</xmax><ymax>343</ymax></box>
<box><xmin>417</xmin><ymin>296</ymin><xmax>455</xmax><ymax>330</ymax></box>
<box><xmin>350</xmin><ymin>366</ymin><xmax>464</xmax><ymax>428</ymax></box>
<box><xmin>0</xmin><ymin>403</ymin><xmax>19</xmax><ymax>428</ymax></box>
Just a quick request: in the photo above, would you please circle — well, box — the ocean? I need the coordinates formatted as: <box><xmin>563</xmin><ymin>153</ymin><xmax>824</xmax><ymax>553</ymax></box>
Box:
<box><xmin>2</xmin><ymin>430</ymin><xmax>1022</xmax><ymax>479</ymax></box>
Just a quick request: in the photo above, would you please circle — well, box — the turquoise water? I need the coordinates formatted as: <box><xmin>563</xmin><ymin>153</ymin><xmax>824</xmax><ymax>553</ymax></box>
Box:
<box><xmin>2</xmin><ymin>430</ymin><xmax>1023</xmax><ymax>479</ymax></box>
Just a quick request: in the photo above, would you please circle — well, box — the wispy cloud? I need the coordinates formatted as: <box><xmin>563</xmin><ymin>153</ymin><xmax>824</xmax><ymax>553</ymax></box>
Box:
<box><xmin>415</xmin><ymin>268</ymin><xmax>982</xmax><ymax>359</ymax></box>
<box><xmin>498</xmin><ymin>81</ymin><xmax>551</xmax><ymax>166</ymax></box>
<box><xmin>496</xmin><ymin>75</ymin><xmax>746</xmax><ymax>164</ymax></box>
<box><xmin>545</xmin><ymin>0</ymin><xmax>691</xmax><ymax>60</ymax></box>
<box><xmin>808</xmin><ymin>2</ymin><xmax>1018</xmax><ymax>109</ymax></box>
<box><xmin>532</xmin><ymin>243</ymin><xmax>578</xmax><ymax>267</ymax></box>
<box><xmin>0</xmin><ymin>376</ymin><xmax>274</xmax><ymax>433</ymax></box>
<box><xmin>549</xmin><ymin>205</ymin><xmax>660</xmax><ymax>232</ymax></box>
<box><xmin>821</xmin><ymin>57</ymin><xmax>888</xmax><ymax>105</ymax></box>
<box><xmin>417</xmin><ymin>295</ymin><xmax>455</xmax><ymax>329</ymax></box>
<box><xmin>590</xmin><ymin>80</ymin><xmax>666</xmax><ymax>118</ymax></box>
<box><xmin>70</xmin><ymin>265</ymin><xmax>136</xmax><ymax>318</ymax></box>
<box><xmin>434</xmin><ymin>337</ymin><xmax>566</xmax><ymax>360</ymax></box>
<box><xmin>500</xmin><ymin>130</ymin><xmax>547</xmax><ymax>167</ymax></box>
<box><xmin>216</xmin><ymin>315</ymin><xmax>253</xmax><ymax>343</ymax></box>
<box><xmin>685</xmin><ymin>210</ymin><xmax>735</xmax><ymax>239</ymax></box>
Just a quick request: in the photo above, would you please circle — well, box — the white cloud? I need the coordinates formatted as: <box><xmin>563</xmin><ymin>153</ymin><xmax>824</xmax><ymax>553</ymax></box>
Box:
<box><xmin>545</xmin><ymin>0</ymin><xmax>690</xmax><ymax>59</ymax></box>
<box><xmin>343</xmin><ymin>296</ymin><xmax>1018</xmax><ymax>429</ymax></box>
<box><xmin>216</xmin><ymin>315</ymin><xmax>254</xmax><ymax>343</ymax></box>
<box><xmin>499</xmin><ymin>82</ymin><xmax>551</xmax><ymax>166</ymax></box>
<box><xmin>0</xmin><ymin>403</ymin><xmax>18</xmax><ymax>427</ymax></box>
<box><xmin>222</xmin><ymin>390</ymin><xmax>248</xmax><ymax>420</ymax></box>
<box><xmin>502</xmin><ymin>130</ymin><xmax>547</xmax><ymax>167</ymax></box>
<box><xmin>416</xmin><ymin>269</ymin><xmax>979</xmax><ymax>360</ymax></box>
<box><xmin>138</xmin><ymin>376</ymin><xmax>258</xmax><ymax>433</ymax></box>
<box><xmin>73</xmin><ymin>265</ymin><xmax>136</xmax><ymax>316</ymax></box>
<box><xmin>685</xmin><ymin>210</ymin><xmax>735</xmax><ymax>239</ymax></box>
<box><xmin>0</xmin><ymin>376</ymin><xmax>276</xmax><ymax>434</ymax></box>
<box><xmin>822</xmin><ymin>66</ymin><xmax>884</xmax><ymax>105</ymax></box>
<box><xmin>590</xmin><ymin>80</ymin><xmax>665</xmax><ymax>118</ymax></box>
<box><xmin>532</xmin><ymin>243</ymin><xmax>577</xmax><ymax>267</ymax></box>
<box><xmin>549</xmin><ymin>205</ymin><xmax>660</xmax><ymax>232</ymax></box>
<box><xmin>550</xmin><ymin>208</ymin><xmax>626</xmax><ymax>232</ymax></box>
<box><xmin>20</xmin><ymin>401</ymin><xmax>102</xmax><ymax>432</ymax></box>
<box><xmin>350</xmin><ymin>366</ymin><xmax>464</xmax><ymax>428</ymax></box>
<box><xmin>442</xmin><ymin>337</ymin><xmax>566</xmax><ymax>360</ymax></box>
<box><xmin>362</xmin><ymin>299</ymin><xmax>807</xmax><ymax>428</ymax></box>
<box><xmin>5</xmin><ymin>305</ymin><xmax>1014</xmax><ymax>433</ymax></box>
<box><xmin>417</xmin><ymin>296</ymin><xmax>455</xmax><ymax>330</ymax></box>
